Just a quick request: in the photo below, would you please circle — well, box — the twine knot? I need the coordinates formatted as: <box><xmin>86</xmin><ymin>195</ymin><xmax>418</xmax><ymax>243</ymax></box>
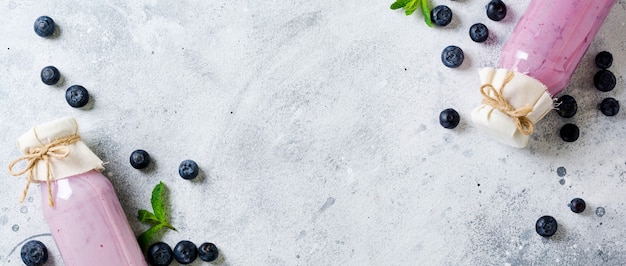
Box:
<box><xmin>8</xmin><ymin>134</ymin><xmax>81</xmax><ymax>206</ymax></box>
<box><xmin>480</xmin><ymin>71</ymin><xmax>534</xmax><ymax>135</ymax></box>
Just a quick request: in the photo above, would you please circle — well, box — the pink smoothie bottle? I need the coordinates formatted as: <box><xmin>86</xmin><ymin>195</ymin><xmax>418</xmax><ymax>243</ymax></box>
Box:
<box><xmin>472</xmin><ymin>0</ymin><xmax>616</xmax><ymax>148</ymax></box>
<box><xmin>8</xmin><ymin>117</ymin><xmax>147</xmax><ymax>266</ymax></box>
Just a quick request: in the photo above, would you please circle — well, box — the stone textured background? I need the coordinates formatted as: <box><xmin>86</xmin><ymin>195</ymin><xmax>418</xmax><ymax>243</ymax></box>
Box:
<box><xmin>1</xmin><ymin>0</ymin><xmax>625</xmax><ymax>265</ymax></box>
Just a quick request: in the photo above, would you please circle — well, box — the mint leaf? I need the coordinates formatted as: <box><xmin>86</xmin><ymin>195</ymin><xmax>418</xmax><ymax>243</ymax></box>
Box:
<box><xmin>138</xmin><ymin>209</ymin><xmax>160</xmax><ymax>225</ymax></box>
<box><xmin>404</xmin><ymin>0</ymin><xmax>420</xmax><ymax>16</ymax></box>
<box><xmin>390</xmin><ymin>0</ymin><xmax>410</xmax><ymax>10</ymax></box>
<box><xmin>390</xmin><ymin>0</ymin><xmax>433</xmax><ymax>27</ymax></box>
<box><xmin>137</xmin><ymin>223</ymin><xmax>163</xmax><ymax>252</ymax></box>
<box><xmin>151</xmin><ymin>181</ymin><xmax>166</xmax><ymax>221</ymax></box>
<box><xmin>420</xmin><ymin>0</ymin><xmax>434</xmax><ymax>27</ymax></box>
<box><xmin>136</xmin><ymin>182</ymin><xmax>177</xmax><ymax>252</ymax></box>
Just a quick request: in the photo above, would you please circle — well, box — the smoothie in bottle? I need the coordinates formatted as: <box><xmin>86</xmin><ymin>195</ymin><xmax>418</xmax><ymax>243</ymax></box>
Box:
<box><xmin>472</xmin><ymin>0</ymin><xmax>616</xmax><ymax>147</ymax></box>
<box><xmin>8</xmin><ymin>117</ymin><xmax>147</xmax><ymax>266</ymax></box>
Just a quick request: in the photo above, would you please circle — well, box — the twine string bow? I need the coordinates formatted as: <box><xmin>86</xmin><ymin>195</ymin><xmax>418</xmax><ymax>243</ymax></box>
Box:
<box><xmin>8</xmin><ymin>135</ymin><xmax>80</xmax><ymax>206</ymax></box>
<box><xmin>480</xmin><ymin>71</ymin><xmax>534</xmax><ymax>135</ymax></box>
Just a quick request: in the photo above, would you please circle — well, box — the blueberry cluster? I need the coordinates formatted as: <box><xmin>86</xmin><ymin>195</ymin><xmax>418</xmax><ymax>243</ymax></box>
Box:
<box><xmin>130</xmin><ymin>150</ymin><xmax>200</xmax><ymax>180</ymax></box>
<box><xmin>148</xmin><ymin>241</ymin><xmax>219</xmax><ymax>266</ymax></box>
<box><xmin>34</xmin><ymin>16</ymin><xmax>91</xmax><ymax>108</ymax></box>
<box><xmin>554</xmin><ymin>51</ymin><xmax>620</xmax><ymax>142</ymax></box>
<box><xmin>536</xmin><ymin>197</ymin><xmax>588</xmax><ymax>238</ymax></box>
<box><xmin>593</xmin><ymin>51</ymin><xmax>620</xmax><ymax>117</ymax></box>
<box><xmin>439</xmin><ymin>0</ymin><xmax>506</xmax><ymax>70</ymax></box>
<box><xmin>437</xmin><ymin>1</ymin><xmax>507</xmax><ymax>129</ymax></box>
<box><xmin>129</xmin><ymin>150</ymin><xmax>207</xmax><ymax>265</ymax></box>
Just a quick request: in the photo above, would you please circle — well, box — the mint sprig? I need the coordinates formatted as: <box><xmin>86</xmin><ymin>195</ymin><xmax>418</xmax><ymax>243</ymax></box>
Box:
<box><xmin>390</xmin><ymin>0</ymin><xmax>434</xmax><ymax>27</ymax></box>
<box><xmin>137</xmin><ymin>181</ymin><xmax>176</xmax><ymax>251</ymax></box>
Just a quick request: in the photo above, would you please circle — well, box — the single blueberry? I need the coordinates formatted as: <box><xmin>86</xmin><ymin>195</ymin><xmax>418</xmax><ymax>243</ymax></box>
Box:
<box><xmin>431</xmin><ymin>5</ymin><xmax>453</xmax><ymax>27</ymax></box>
<box><xmin>536</xmin><ymin>215</ymin><xmax>558</xmax><ymax>237</ymax></box>
<box><xmin>441</xmin><ymin>45</ymin><xmax>464</xmax><ymax>68</ymax></box>
<box><xmin>34</xmin><ymin>16</ymin><xmax>56</xmax><ymax>37</ymax></box>
<box><xmin>173</xmin><ymin>240</ymin><xmax>198</xmax><ymax>265</ymax></box>
<box><xmin>20</xmin><ymin>240</ymin><xmax>48</xmax><ymax>266</ymax></box>
<box><xmin>555</xmin><ymin>95</ymin><xmax>577</xmax><ymax>118</ymax></box>
<box><xmin>559</xmin><ymin>123</ymin><xmax>579</xmax><ymax>142</ymax></box>
<box><xmin>469</xmin><ymin>23</ymin><xmax>489</xmax><ymax>43</ymax></box>
<box><xmin>148</xmin><ymin>242</ymin><xmax>174</xmax><ymax>266</ymax></box>
<box><xmin>65</xmin><ymin>85</ymin><xmax>89</xmax><ymax>108</ymax></box>
<box><xmin>595</xmin><ymin>51</ymin><xmax>613</xmax><ymax>69</ymax></box>
<box><xmin>439</xmin><ymin>108</ymin><xmax>460</xmax><ymax>129</ymax></box>
<box><xmin>130</xmin><ymin>149</ymin><xmax>151</xmax><ymax>169</ymax></box>
<box><xmin>599</xmin><ymin>97</ymin><xmax>620</xmax><ymax>116</ymax></box>
<box><xmin>593</xmin><ymin>69</ymin><xmax>616</xmax><ymax>92</ymax></box>
<box><xmin>486</xmin><ymin>0</ymin><xmax>507</xmax><ymax>21</ymax></box>
<box><xmin>179</xmin><ymin>159</ymin><xmax>199</xmax><ymax>180</ymax></box>
<box><xmin>40</xmin><ymin>66</ymin><xmax>61</xmax><ymax>85</ymax></box>
<box><xmin>198</xmin><ymin>242</ymin><xmax>219</xmax><ymax>262</ymax></box>
<box><xmin>569</xmin><ymin>198</ymin><xmax>586</xmax><ymax>213</ymax></box>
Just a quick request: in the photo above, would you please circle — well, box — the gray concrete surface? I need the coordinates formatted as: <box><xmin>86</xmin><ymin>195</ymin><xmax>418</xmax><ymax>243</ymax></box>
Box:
<box><xmin>1</xmin><ymin>0</ymin><xmax>626</xmax><ymax>265</ymax></box>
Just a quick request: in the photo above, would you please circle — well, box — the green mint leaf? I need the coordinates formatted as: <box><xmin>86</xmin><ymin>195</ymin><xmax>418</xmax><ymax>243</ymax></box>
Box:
<box><xmin>390</xmin><ymin>0</ymin><xmax>433</xmax><ymax>27</ymax></box>
<box><xmin>138</xmin><ymin>209</ymin><xmax>160</xmax><ymax>225</ymax></box>
<box><xmin>151</xmin><ymin>181</ymin><xmax>166</xmax><ymax>221</ymax></box>
<box><xmin>137</xmin><ymin>224</ymin><xmax>164</xmax><ymax>252</ymax></box>
<box><xmin>136</xmin><ymin>181</ymin><xmax>177</xmax><ymax>251</ymax></box>
<box><xmin>404</xmin><ymin>0</ymin><xmax>420</xmax><ymax>16</ymax></box>
<box><xmin>420</xmin><ymin>0</ymin><xmax>434</xmax><ymax>27</ymax></box>
<box><xmin>390</xmin><ymin>0</ymin><xmax>410</xmax><ymax>10</ymax></box>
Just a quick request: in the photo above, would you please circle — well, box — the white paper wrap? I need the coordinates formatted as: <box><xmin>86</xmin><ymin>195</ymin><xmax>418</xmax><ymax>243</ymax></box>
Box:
<box><xmin>471</xmin><ymin>68</ymin><xmax>553</xmax><ymax>148</ymax></box>
<box><xmin>15</xmin><ymin>117</ymin><xmax>104</xmax><ymax>182</ymax></box>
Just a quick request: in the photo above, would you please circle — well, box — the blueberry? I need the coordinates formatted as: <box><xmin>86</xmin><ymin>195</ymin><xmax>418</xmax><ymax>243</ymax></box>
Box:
<box><xmin>554</xmin><ymin>95</ymin><xmax>577</xmax><ymax>118</ymax></box>
<box><xmin>430</xmin><ymin>5</ymin><xmax>453</xmax><ymax>27</ymax></box>
<box><xmin>559</xmin><ymin>123</ymin><xmax>579</xmax><ymax>142</ymax></box>
<box><xmin>595</xmin><ymin>51</ymin><xmax>613</xmax><ymax>69</ymax></box>
<box><xmin>34</xmin><ymin>16</ymin><xmax>56</xmax><ymax>37</ymax></box>
<box><xmin>20</xmin><ymin>240</ymin><xmax>48</xmax><ymax>266</ymax></box>
<box><xmin>535</xmin><ymin>215</ymin><xmax>558</xmax><ymax>237</ymax></box>
<box><xmin>599</xmin><ymin>97</ymin><xmax>620</xmax><ymax>116</ymax></box>
<box><xmin>179</xmin><ymin>159</ymin><xmax>199</xmax><ymax>180</ymax></box>
<box><xmin>40</xmin><ymin>66</ymin><xmax>61</xmax><ymax>85</ymax></box>
<box><xmin>441</xmin><ymin>45</ymin><xmax>464</xmax><ymax>68</ymax></box>
<box><xmin>486</xmin><ymin>0</ymin><xmax>507</xmax><ymax>21</ymax></box>
<box><xmin>65</xmin><ymin>85</ymin><xmax>89</xmax><ymax>108</ymax></box>
<box><xmin>593</xmin><ymin>69</ymin><xmax>616</xmax><ymax>92</ymax></box>
<box><xmin>198</xmin><ymin>242</ymin><xmax>219</xmax><ymax>262</ymax></box>
<box><xmin>469</xmin><ymin>23</ymin><xmax>489</xmax><ymax>43</ymax></box>
<box><xmin>173</xmin><ymin>240</ymin><xmax>198</xmax><ymax>265</ymax></box>
<box><xmin>148</xmin><ymin>242</ymin><xmax>174</xmax><ymax>266</ymax></box>
<box><xmin>569</xmin><ymin>198</ymin><xmax>586</xmax><ymax>213</ymax></box>
<box><xmin>439</xmin><ymin>108</ymin><xmax>460</xmax><ymax>129</ymax></box>
<box><xmin>130</xmin><ymin>149</ymin><xmax>151</xmax><ymax>169</ymax></box>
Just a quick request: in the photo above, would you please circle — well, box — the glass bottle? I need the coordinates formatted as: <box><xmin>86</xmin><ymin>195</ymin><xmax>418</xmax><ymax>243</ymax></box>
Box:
<box><xmin>472</xmin><ymin>0</ymin><xmax>616</xmax><ymax>148</ymax></box>
<box><xmin>9</xmin><ymin>117</ymin><xmax>147</xmax><ymax>265</ymax></box>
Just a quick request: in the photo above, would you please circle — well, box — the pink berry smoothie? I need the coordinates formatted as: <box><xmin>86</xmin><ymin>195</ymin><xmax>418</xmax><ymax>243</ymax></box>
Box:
<box><xmin>499</xmin><ymin>0</ymin><xmax>616</xmax><ymax>96</ymax></box>
<box><xmin>41</xmin><ymin>170</ymin><xmax>147</xmax><ymax>266</ymax></box>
